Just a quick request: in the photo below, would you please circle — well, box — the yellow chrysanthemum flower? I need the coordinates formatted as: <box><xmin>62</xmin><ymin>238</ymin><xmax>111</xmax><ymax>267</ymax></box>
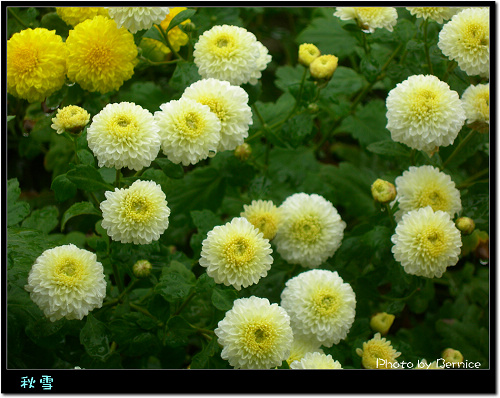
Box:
<box><xmin>65</xmin><ymin>16</ymin><xmax>138</xmax><ymax>94</ymax></box>
<box><xmin>7</xmin><ymin>28</ymin><xmax>68</xmax><ymax>103</ymax></box>
<box><xmin>309</xmin><ymin>54</ymin><xmax>339</xmax><ymax>80</ymax></box>
<box><xmin>356</xmin><ymin>333</ymin><xmax>401</xmax><ymax>369</ymax></box>
<box><xmin>370</xmin><ymin>312</ymin><xmax>395</xmax><ymax>335</ymax></box>
<box><xmin>51</xmin><ymin>105</ymin><xmax>90</xmax><ymax>135</ymax></box>
<box><xmin>334</xmin><ymin>7</ymin><xmax>398</xmax><ymax>33</ymax></box>
<box><xmin>240</xmin><ymin>200</ymin><xmax>282</xmax><ymax>241</ymax></box>
<box><xmin>298</xmin><ymin>43</ymin><xmax>321</xmax><ymax>67</ymax></box>
<box><xmin>158</xmin><ymin>7</ymin><xmax>191</xmax><ymax>52</ymax></box>
<box><xmin>56</xmin><ymin>7</ymin><xmax>109</xmax><ymax>26</ymax></box>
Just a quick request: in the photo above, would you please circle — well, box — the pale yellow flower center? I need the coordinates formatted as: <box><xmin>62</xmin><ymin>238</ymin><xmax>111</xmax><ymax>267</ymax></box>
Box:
<box><xmin>475</xmin><ymin>91</ymin><xmax>490</xmax><ymax>117</ymax></box>
<box><xmin>356</xmin><ymin>7</ymin><xmax>385</xmax><ymax>21</ymax></box>
<box><xmin>241</xmin><ymin>321</ymin><xmax>276</xmax><ymax>355</ymax></box>
<box><xmin>461</xmin><ymin>21</ymin><xmax>489</xmax><ymax>49</ymax></box>
<box><xmin>361</xmin><ymin>341</ymin><xmax>397</xmax><ymax>369</ymax></box>
<box><xmin>291</xmin><ymin>214</ymin><xmax>322</xmax><ymax>244</ymax></box>
<box><xmin>87</xmin><ymin>44</ymin><xmax>113</xmax><ymax>70</ymax></box>
<box><xmin>122</xmin><ymin>191</ymin><xmax>154</xmax><ymax>223</ymax></box>
<box><xmin>222</xmin><ymin>235</ymin><xmax>256</xmax><ymax>268</ymax></box>
<box><xmin>410</xmin><ymin>88</ymin><xmax>441</xmax><ymax>120</ymax></box>
<box><xmin>176</xmin><ymin>111</ymin><xmax>206</xmax><ymax>138</ymax></box>
<box><xmin>416</xmin><ymin>226</ymin><xmax>446</xmax><ymax>258</ymax></box>
<box><xmin>54</xmin><ymin>258</ymin><xmax>84</xmax><ymax>287</ymax></box>
<box><xmin>247</xmin><ymin>213</ymin><xmax>278</xmax><ymax>240</ymax></box>
<box><xmin>415</xmin><ymin>185</ymin><xmax>449</xmax><ymax>211</ymax></box>
<box><xmin>211</xmin><ymin>33</ymin><xmax>236</xmax><ymax>57</ymax></box>
<box><xmin>13</xmin><ymin>47</ymin><xmax>39</xmax><ymax>74</ymax></box>
<box><xmin>197</xmin><ymin>96</ymin><xmax>227</xmax><ymax>122</ymax></box>
<box><xmin>108</xmin><ymin>114</ymin><xmax>140</xmax><ymax>142</ymax></box>
<box><xmin>310</xmin><ymin>288</ymin><xmax>340</xmax><ymax>318</ymax></box>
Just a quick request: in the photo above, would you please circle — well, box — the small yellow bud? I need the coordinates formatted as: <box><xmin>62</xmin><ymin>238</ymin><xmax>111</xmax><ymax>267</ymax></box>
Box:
<box><xmin>234</xmin><ymin>143</ymin><xmax>252</xmax><ymax>161</ymax></box>
<box><xmin>51</xmin><ymin>105</ymin><xmax>90</xmax><ymax>135</ymax></box>
<box><xmin>298</xmin><ymin>43</ymin><xmax>321</xmax><ymax>67</ymax></box>
<box><xmin>371</xmin><ymin>179</ymin><xmax>397</xmax><ymax>204</ymax></box>
<box><xmin>441</xmin><ymin>348</ymin><xmax>464</xmax><ymax>367</ymax></box>
<box><xmin>370</xmin><ymin>312</ymin><xmax>395</xmax><ymax>335</ymax></box>
<box><xmin>455</xmin><ymin>217</ymin><xmax>475</xmax><ymax>235</ymax></box>
<box><xmin>133</xmin><ymin>259</ymin><xmax>152</xmax><ymax>278</ymax></box>
<box><xmin>309</xmin><ymin>54</ymin><xmax>338</xmax><ymax>80</ymax></box>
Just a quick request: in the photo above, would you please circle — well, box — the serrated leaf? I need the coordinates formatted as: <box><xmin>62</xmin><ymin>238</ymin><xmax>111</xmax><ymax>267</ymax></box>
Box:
<box><xmin>51</xmin><ymin>173</ymin><xmax>78</xmax><ymax>202</ymax></box>
<box><xmin>66</xmin><ymin>164</ymin><xmax>114</xmax><ymax>192</ymax></box>
<box><xmin>80</xmin><ymin>314</ymin><xmax>111</xmax><ymax>360</ymax></box>
<box><xmin>211</xmin><ymin>286</ymin><xmax>238</xmax><ymax>311</ymax></box>
<box><xmin>154</xmin><ymin>157</ymin><xmax>184</xmax><ymax>179</ymax></box>
<box><xmin>61</xmin><ymin>201</ymin><xmax>101</xmax><ymax>231</ymax></box>
<box><xmin>169</xmin><ymin>62</ymin><xmax>201</xmax><ymax>94</ymax></box>
<box><xmin>281</xmin><ymin>113</ymin><xmax>314</xmax><ymax>148</ymax></box>
<box><xmin>7</xmin><ymin>178</ymin><xmax>30</xmax><ymax>227</ymax></box>
<box><xmin>164</xmin><ymin>316</ymin><xmax>196</xmax><ymax>347</ymax></box>
<box><xmin>367</xmin><ymin>140</ymin><xmax>411</xmax><ymax>158</ymax></box>
<box><xmin>189</xmin><ymin>338</ymin><xmax>220</xmax><ymax>369</ymax></box>
<box><xmin>21</xmin><ymin>205</ymin><xmax>59</xmax><ymax>234</ymax></box>
<box><xmin>155</xmin><ymin>261</ymin><xmax>196</xmax><ymax>302</ymax></box>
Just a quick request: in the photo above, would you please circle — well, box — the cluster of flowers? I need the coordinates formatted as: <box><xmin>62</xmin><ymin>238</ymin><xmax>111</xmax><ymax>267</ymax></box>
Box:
<box><xmin>16</xmin><ymin>6</ymin><xmax>489</xmax><ymax>369</ymax></box>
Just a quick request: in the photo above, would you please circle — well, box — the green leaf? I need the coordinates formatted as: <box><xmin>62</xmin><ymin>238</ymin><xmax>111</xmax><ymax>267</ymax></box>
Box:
<box><xmin>7</xmin><ymin>179</ymin><xmax>30</xmax><ymax>226</ymax></box>
<box><xmin>7</xmin><ymin>115</ymin><xmax>15</xmax><ymax>122</ymax></box>
<box><xmin>189</xmin><ymin>338</ymin><xmax>221</xmax><ymax>369</ymax></box>
<box><xmin>61</xmin><ymin>201</ymin><xmax>102</xmax><ymax>231</ymax></box>
<box><xmin>80</xmin><ymin>314</ymin><xmax>111</xmax><ymax>360</ymax></box>
<box><xmin>189</xmin><ymin>209</ymin><xmax>223</xmax><ymax>256</ymax></box>
<box><xmin>154</xmin><ymin>157</ymin><xmax>184</xmax><ymax>179</ymax></box>
<box><xmin>66</xmin><ymin>164</ymin><xmax>114</xmax><ymax>192</ymax></box>
<box><xmin>116</xmin><ymin>81</ymin><xmax>166</xmax><ymax>113</ymax></box>
<box><xmin>142</xmin><ymin>25</ymin><xmax>164</xmax><ymax>43</ymax></box>
<box><xmin>367</xmin><ymin>140</ymin><xmax>412</xmax><ymax>158</ymax></box>
<box><xmin>155</xmin><ymin>261</ymin><xmax>196</xmax><ymax>302</ymax></box>
<box><xmin>211</xmin><ymin>286</ymin><xmax>238</xmax><ymax>311</ymax></box>
<box><xmin>164</xmin><ymin>316</ymin><xmax>196</xmax><ymax>347</ymax></box>
<box><xmin>280</xmin><ymin>113</ymin><xmax>314</xmax><ymax>148</ymax></box>
<box><xmin>167</xmin><ymin>166</ymin><xmax>226</xmax><ymax>214</ymax></box>
<box><xmin>164</xmin><ymin>8</ymin><xmax>196</xmax><ymax>33</ymax></box>
<box><xmin>76</xmin><ymin>149</ymin><xmax>96</xmax><ymax>166</ymax></box>
<box><xmin>169</xmin><ymin>62</ymin><xmax>201</xmax><ymax>94</ymax></box>
<box><xmin>21</xmin><ymin>205</ymin><xmax>59</xmax><ymax>234</ymax></box>
<box><xmin>51</xmin><ymin>173</ymin><xmax>78</xmax><ymax>202</ymax></box>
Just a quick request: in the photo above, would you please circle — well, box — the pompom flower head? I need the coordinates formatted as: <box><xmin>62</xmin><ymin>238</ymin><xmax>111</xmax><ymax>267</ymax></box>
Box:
<box><xmin>280</xmin><ymin>269</ymin><xmax>356</xmax><ymax>347</ymax></box>
<box><xmin>106</xmin><ymin>7</ymin><xmax>170</xmax><ymax>33</ymax></box>
<box><xmin>309</xmin><ymin>54</ymin><xmax>339</xmax><ymax>80</ymax></box>
<box><xmin>154</xmin><ymin>98</ymin><xmax>221</xmax><ymax>166</ymax></box>
<box><xmin>51</xmin><ymin>105</ymin><xmax>90</xmax><ymax>135</ymax></box>
<box><xmin>356</xmin><ymin>333</ymin><xmax>401</xmax><ymax>369</ymax></box>
<box><xmin>87</xmin><ymin>102</ymin><xmax>161</xmax><ymax>171</ymax></box>
<box><xmin>199</xmin><ymin>217</ymin><xmax>273</xmax><ymax>291</ymax></box>
<box><xmin>274</xmin><ymin>193</ymin><xmax>346</xmax><ymax>268</ymax></box>
<box><xmin>298</xmin><ymin>43</ymin><xmax>321</xmax><ymax>67</ymax></box>
<box><xmin>391</xmin><ymin>206</ymin><xmax>462</xmax><ymax>278</ymax></box>
<box><xmin>194</xmin><ymin>24</ymin><xmax>271</xmax><ymax>86</ymax></box>
<box><xmin>56</xmin><ymin>7</ymin><xmax>109</xmax><ymax>26</ymax></box>
<box><xmin>334</xmin><ymin>7</ymin><xmax>398</xmax><ymax>33</ymax></box>
<box><xmin>386</xmin><ymin>74</ymin><xmax>466</xmax><ymax>155</ymax></box>
<box><xmin>7</xmin><ymin>28</ymin><xmax>68</xmax><ymax>103</ymax></box>
<box><xmin>25</xmin><ymin>244</ymin><xmax>106</xmax><ymax>322</ymax></box>
<box><xmin>65</xmin><ymin>16</ymin><xmax>138</xmax><ymax>94</ymax></box>
<box><xmin>215</xmin><ymin>296</ymin><xmax>293</xmax><ymax>369</ymax></box>
<box><xmin>406</xmin><ymin>7</ymin><xmax>459</xmax><ymax>23</ymax></box>
<box><xmin>290</xmin><ymin>352</ymin><xmax>343</xmax><ymax>369</ymax></box>
<box><xmin>100</xmin><ymin>180</ymin><xmax>171</xmax><ymax>245</ymax></box>
<box><xmin>240</xmin><ymin>200</ymin><xmax>282</xmax><ymax>241</ymax></box>
<box><xmin>462</xmin><ymin>83</ymin><xmax>489</xmax><ymax>125</ymax></box>
<box><xmin>394</xmin><ymin>165</ymin><xmax>462</xmax><ymax>221</ymax></box>
<box><xmin>182</xmin><ymin>78</ymin><xmax>253</xmax><ymax>152</ymax></box>
<box><xmin>438</xmin><ymin>7</ymin><xmax>489</xmax><ymax>77</ymax></box>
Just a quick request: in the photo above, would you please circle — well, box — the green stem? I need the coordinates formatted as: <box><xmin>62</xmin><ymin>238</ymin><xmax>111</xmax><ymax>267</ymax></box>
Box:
<box><xmin>111</xmin><ymin>261</ymin><xmax>125</xmax><ymax>294</ymax></box>
<box><xmin>115</xmin><ymin>168</ymin><xmax>121</xmax><ymax>189</ymax></box>
<box><xmin>130</xmin><ymin>303</ymin><xmax>164</xmax><ymax>326</ymax></box>
<box><xmin>423</xmin><ymin>19</ymin><xmax>433</xmax><ymax>75</ymax></box>
<box><xmin>8</xmin><ymin>8</ymin><xmax>27</xmax><ymax>28</ymax></box>
<box><xmin>288</xmin><ymin>67</ymin><xmax>308</xmax><ymax>118</ymax></box>
<box><xmin>174</xmin><ymin>291</ymin><xmax>196</xmax><ymax>316</ymax></box>
<box><xmin>385</xmin><ymin>203</ymin><xmax>396</xmax><ymax>229</ymax></box>
<box><xmin>155</xmin><ymin>24</ymin><xmax>184</xmax><ymax>61</ymax></box>
<box><xmin>381</xmin><ymin>286</ymin><xmax>419</xmax><ymax>302</ymax></box>
<box><xmin>441</xmin><ymin>129</ymin><xmax>476</xmax><ymax>170</ymax></box>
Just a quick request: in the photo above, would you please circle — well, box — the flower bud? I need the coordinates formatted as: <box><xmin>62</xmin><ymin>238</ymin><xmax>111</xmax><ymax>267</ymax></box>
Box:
<box><xmin>370</xmin><ymin>312</ymin><xmax>395</xmax><ymax>335</ymax></box>
<box><xmin>234</xmin><ymin>143</ymin><xmax>252</xmax><ymax>161</ymax></box>
<box><xmin>455</xmin><ymin>217</ymin><xmax>475</xmax><ymax>235</ymax></box>
<box><xmin>309</xmin><ymin>54</ymin><xmax>338</xmax><ymax>80</ymax></box>
<box><xmin>182</xmin><ymin>21</ymin><xmax>196</xmax><ymax>33</ymax></box>
<box><xmin>371</xmin><ymin>179</ymin><xmax>397</xmax><ymax>204</ymax></box>
<box><xmin>441</xmin><ymin>348</ymin><xmax>463</xmax><ymax>367</ymax></box>
<box><xmin>298</xmin><ymin>43</ymin><xmax>321</xmax><ymax>67</ymax></box>
<box><xmin>133</xmin><ymin>259</ymin><xmax>152</xmax><ymax>278</ymax></box>
<box><xmin>51</xmin><ymin>105</ymin><xmax>90</xmax><ymax>135</ymax></box>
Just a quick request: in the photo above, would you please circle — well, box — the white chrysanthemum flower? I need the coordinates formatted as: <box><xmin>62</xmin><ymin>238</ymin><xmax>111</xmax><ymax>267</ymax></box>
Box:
<box><xmin>334</xmin><ymin>7</ymin><xmax>398</xmax><ymax>33</ymax></box>
<box><xmin>199</xmin><ymin>217</ymin><xmax>273</xmax><ymax>291</ymax></box>
<box><xmin>240</xmin><ymin>200</ymin><xmax>282</xmax><ymax>241</ymax></box>
<box><xmin>286</xmin><ymin>336</ymin><xmax>324</xmax><ymax>366</ymax></box>
<box><xmin>394</xmin><ymin>165</ymin><xmax>462</xmax><ymax>221</ymax></box>
<box><xmin>51</xmin><ymin>105</ymin><xmax>90</xmax><ymax>135</ymax></box>
<box><xmin>438</xmin><ymin>7</ymin><xmax>489</xmax><ymax>77</ymax></box>
<box><xmin>194</xmin><ymin>25</ymin><xmax>271</xmax><ymax>86</ymax></box>
<box><xmin>87</xmin><ymin>102</ymin><xmax>161</xmax><ymax>171</ymax></box>
<box><xmin>274</xmin><ymin>193</ymin><xmax>346</xmax><ymax>268</ymax></box>
<box><xmin>290</xmin><ymin>351</ymin><xmax>343</xmax><ymax>369</ymax></box>
<box><xmin>106</xmin><ymin>7</ymin><xmax>170</xmax><ymax>33</ymax></box>
<box><xmin>356</xmin><ymin>333</ymin><xmax>401</xmax><ymax>369</ymax></box>
<box><xmin>391</xmin><ymin>206</ymin><xmax>462</xmax><ymax>278</ymax></box>
<box><xmin>25</xmin><ymin>244</ymin><xmax>106</xmax><ymax>322</ymax></box>
<box><xmin>182</xmin><ymin>78</ymin><xmax>253</xmax><ymax>152</ymax></box>
<box><xmin>386</xmin><ymin>74</ymin><xmax>466</xmax><ymax>155</ymax></box>
<box><xmin>154</xmin><ymin>98</ymin><xmax>221</xmax><ymax>166</ymax></box>
<box><xmin>462</xmin><ymin>83</ymin><xmax>489</xmax><ymax>125</ymax></box>
<box><xmin>280</xmin><ymin>269</ymin><xmax>356</xmax><ymax>347</ymax></box>
<box><xmin>215</xmin><ymin>296</ymin><xmax>294</xmax><ymax>369</ymax></box>
<box><xmin>406</xmin><ymin>7</ymin><xmax>460</xmax><ymax>23</ymax></box>
<box><xmin>100</xmin><ymin>180</ymin><xmax>171</xmax><ymax>245</ymax></box>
